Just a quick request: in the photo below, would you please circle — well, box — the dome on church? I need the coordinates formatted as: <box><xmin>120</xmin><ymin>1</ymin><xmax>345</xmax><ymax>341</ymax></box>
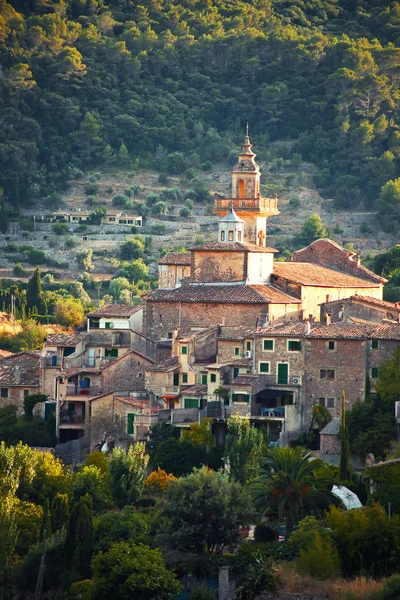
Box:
<box><xmin>218</xmin><ymin>207</ymin><xmax>244</xmax><ymax>224</ymax></box>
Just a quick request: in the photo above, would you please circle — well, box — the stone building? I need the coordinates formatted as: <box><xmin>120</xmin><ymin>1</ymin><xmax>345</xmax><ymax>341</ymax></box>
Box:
<box><xmin>0</xmin><ymin>352</ymin><xmax>41</xmax><ymax>415</ymax></box>
<box><xmin>145</xmin><ymin>136</ymin><xmax>385</xmax><ymax>342</ymax></box>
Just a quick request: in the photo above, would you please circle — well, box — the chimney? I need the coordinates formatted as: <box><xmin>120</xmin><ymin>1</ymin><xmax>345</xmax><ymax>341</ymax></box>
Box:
<box><xmin>304</xmin><ymin>320</ymin><xmax>311</xmax><ymax>335</ymax></box>
<box><xmin>15</xmin><ymin>366</ymin><xmax>21</xmax><ymax>385</ymax></box>
<box><xmin>325</xmin><ymin>313</ymin><xmax>332</xmax><ymax>326</ymax></box>
<box><xmin>308</xmin><ymin>314</ymin><xmax>313</xmax><ymax>322</ymax></box>
<box><xmin>221</xmin><ymin>316</ymin><xmax>226</xmax><ymax>326</ymax></box>
<box><xmin>326</xmin><ymin>294</ymin><xmax>331</xmax><ymax>303</ymax></box>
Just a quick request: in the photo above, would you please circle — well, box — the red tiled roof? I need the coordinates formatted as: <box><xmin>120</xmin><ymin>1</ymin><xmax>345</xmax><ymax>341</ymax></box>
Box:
<box><xmin>158</xmin><ymin>252</ymin><xmax>191</xmax><ymax>266</ymax></box>
<box><xmin>190</xmin><ymin>242</ymin><xmax>277</xmax><ymax>253</ymax></box>
<box><xmin>46</xmin><ymin>333</ymin><xmax>83</xmax><ymax>347</ymax></box>
<box><xmin>273</xmin><ymin>262</ymin><xmax>380</xmax><ymax>288</ymax></box>
<box><xmin>232</xmin><ymin>375</ymin><xmax>258</xmax><ymax>385</ymax></box>
<box><xmin>87</xmin><ymin>304</ymin><xmax>142</xmax><ymax>318</ymax></box>
<box><xmin>147</xmin><ymin>284</ymin><xmax>300</xmax><ymax>304</ymax></box>
<box><xmin>254</xmin><ymin>322</ymin><xmax>308</xmax><ymax>337</ymax></box>
<box><xmin>350</xmin><ymin>295</ymin><xmax>400</xmax><ymax>310</ymax></box>
<box><xmin>146</xmin><ymin>356</ymin><xmax>179</xmax><ymax>372</ymax></box>
<box><xmin>0</xmin><ymin>352</ymin><xmax>40</xmax><ymax>386</ymax></box>
<box><xmin>180</xmin><ymin>384</ymin><xmax>207</xmax><ymax>396</ymax></box>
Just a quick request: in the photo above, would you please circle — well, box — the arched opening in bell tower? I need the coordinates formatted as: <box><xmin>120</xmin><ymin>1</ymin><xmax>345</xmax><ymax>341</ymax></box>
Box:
<box><xmin>239</xmin><ymin>179</ymin><xmax>245</xmax><ymax>198</ymax></box>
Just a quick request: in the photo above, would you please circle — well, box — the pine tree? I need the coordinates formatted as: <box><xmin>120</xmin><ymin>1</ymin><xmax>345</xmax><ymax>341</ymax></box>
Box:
<box><xmin>0</xmin><ymin>195</ymin><xmax>8</xmax><ymax>234</ymax></box>
<box><xmin>68</xmin><ymin>494</ymin><xmax>93</xmax><ymax>581</ymax></box>
<box><xmin>26</xmin><ymin>267</ymin><xmax>42</xmax><ymax>312</ymax></box>
<box><xmin>117</xmin><ymin>142</ymin><xmax>131</xmax><ymax>168</ymax></box>
<box><xmin>51</xmin><ymin>493</ymin><xmax>69</xmax><ymax>533</ymax></box>
<box><xmin>339</xmin><ymin>390</ymin><xmax>351</xmax><ymax>481</ymax></box>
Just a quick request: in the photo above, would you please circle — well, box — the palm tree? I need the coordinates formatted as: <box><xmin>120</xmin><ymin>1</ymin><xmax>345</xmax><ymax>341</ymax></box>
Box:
<box><xmin>250</xmin><ymin>446</ymin><xmax>337</xmax><ymax>533</ymax></box>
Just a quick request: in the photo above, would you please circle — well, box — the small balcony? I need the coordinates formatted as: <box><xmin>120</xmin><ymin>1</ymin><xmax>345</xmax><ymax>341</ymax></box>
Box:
<box><xmin>213</xmin><ymin>197</ymin><xmax>279</xmax><ymax>213</ymax></box>
<box><xmin>66</xmin><ymin>384</ymin><xmax>103</xmax><ymax>397</ymax></box>
<box><xmin>171</xmin><ymin>408</ymin><xmax>199</xmax><ymax>425</ymax></box>
<box><xmin>253</xmin><ymin>406</ymin><xmax>286</xmax><ymax>419</ymax></box>
<box><xmin>59</xmin><ymin>413</ymin><xmax>85</xmax><ymax>426</ymax></box>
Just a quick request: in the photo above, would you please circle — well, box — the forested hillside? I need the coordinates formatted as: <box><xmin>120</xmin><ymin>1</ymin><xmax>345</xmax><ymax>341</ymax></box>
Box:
<box><xmin>2</xmin><ymin>0</ymin><xmax>400</xmax><ymax>227</ymax></box>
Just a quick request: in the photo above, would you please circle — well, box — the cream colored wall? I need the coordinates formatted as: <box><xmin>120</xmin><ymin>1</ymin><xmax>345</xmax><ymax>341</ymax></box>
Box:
<box><xmin>301</xmin><ymin>285</ymin><xmax>383</xmax><ymax>321</ymax></box>
<box><xmin>268</xmin><ymin>303</ymin><xmax>302</xmax><ymax>324</ymax></box>
<box><xmin>129</xmin><ymin>308</ymin><xmax>143</xmax><ymax>333</ymax></box>
<box><xmin>247</xmin><ymin>252</ymin><xmax>274</xmax><ymax>283</ymax></box>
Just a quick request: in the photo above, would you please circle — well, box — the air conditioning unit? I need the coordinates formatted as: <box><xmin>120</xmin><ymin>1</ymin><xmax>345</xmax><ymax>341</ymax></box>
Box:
<box><xmin>245</xmin><ymin>351</ymin><xmax>252</xmax><ymax>359</ymax></box>
<box><xmin>292</xmin><ymin>376</ymin><xmax>302</xmax><ymax>386</ymax></box>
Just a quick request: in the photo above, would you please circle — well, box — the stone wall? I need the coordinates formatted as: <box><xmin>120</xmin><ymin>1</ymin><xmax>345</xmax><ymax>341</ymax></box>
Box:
<box><xmin>320</xmin><ymin>433</ymin><xmax>340</xmax><ymax>455</ymax></box>
<box><xmin>192</xmin><ymin>250</ymin><xmax>246</xmax><ymax>283</ymax></box>
<box><xmin>101</xmin><ymin>351</ymin><xmax>153</xmax><ymax>392</ymax></box>
<box><xmin>0</xmin><ymin>384</ymin><xmax>41</xmax><ymax>415</ymax></box>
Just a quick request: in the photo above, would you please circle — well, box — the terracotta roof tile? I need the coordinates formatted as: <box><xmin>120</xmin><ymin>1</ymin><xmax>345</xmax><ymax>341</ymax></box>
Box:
<box><xmin>158</xmin><ymin>252</ymin><xmax>191</xmax><ymax>266</ymax></box>
<box><xmin>87</xmin><ymin>304</ymin><xmax>143</xmax><ymax>318</ymax></box>
<box><xmin>232</xmin><ymin>375</ymin><xmax>258</xmax><ymax>385</ymax></box>
<box><xmin>0</xmin><ymin>352</ymin><xmax>40</xmax><ymax>386</ymax></box>
<box><xmin>190</xmin><ymin>242</ymin><xmax>277</xmax><ymax>253</ymax></box>
<box><xmin>273</xmin><ymin>262</ymin><xmax>380</xmax><ymax>288</ymax></box>
<box><xmin>180</xmin><ymin>384</ymin><xmax>207</xmax><ymax>396</ymax></box>
<box><xmin>147</xmin><ymin>284</ymin><xmax>300</xmax><ymax>304</ymax></box>
<box><xmin>46</xmin><ymin>333</ymin><xmax>83</xmax><ymax>347</ymax></box>
<box><xmin>146</xmin><ymin>356</ymin><xmax>179</xmax><ymax>372</ymax></box>
<box><xmin>350</xmin><ymin>295</ymin><xmax>400</xmax><ymax>310</ymax></box>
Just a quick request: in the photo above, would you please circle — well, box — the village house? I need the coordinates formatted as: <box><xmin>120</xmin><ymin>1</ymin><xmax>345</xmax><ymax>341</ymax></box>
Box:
<box><xmin>52</xmin><ymin>209</ymin><xmax>142</xmax><ymax>227</ymax></box>
<box><xmin>0</xmin><ymin>352</ymin><xmax>41</xmax><ymax>415</ymax></box>
<box><xmin>86</xmin><ymin>304</ymin><xmax>143</xmax><ymax>332</ymax></box>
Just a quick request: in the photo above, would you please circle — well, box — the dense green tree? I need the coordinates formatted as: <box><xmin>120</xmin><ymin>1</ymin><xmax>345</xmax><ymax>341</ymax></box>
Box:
<box><xmin>0</xmin><ymin>197</ymin><xmax>8</xmax><ymax>234</ymax></box>
<box><xmin>162</xmin><ymin>466</ymin><xmax>253</xmax><ymax>553</ymax></box>
<box><xmin>50</xmin><ymin>493</ymin><xmax>69</xmax><ymax>533</ymax></box>
<box><xmin>296</xmin><ymin>214</ymin><xmax>328</xmax><ymax>246</ymax></box>
<box><xmin>151</xmin><ymin>437</ymin><xmax>207</xmax><ymax>477</ymax></box>
<box><xmin>54</xmin><ymin>296</ymin><xmax>85</xmax><ymax>327</ymax></box>
<box><xmin>26</xmin><ymin>267</ymin><xmax>42</xmax><ymax>312</ymax></box>
<box><xmin>67</xmin><ymin>494</ymin><xmax>93</xmax><ymax>581</ymax></box>
<box><xmin>91</xmin><ymin>541</ymin><xmax>181</xmax><ymax>600</ymax></box>
<box><xmin>73</xmin><ymin>465</ymin><xmax>112</xmax><ymax>511</ymax></box>
<box><xmin>120</xmin><ymin>237</ymin><xmax>145</xmax><ymax>260</ymax></box>
<box><xmin>108</xmin><ymin>444</ymin><xmax>149</xmax><ymax>508</ymax></box>
<box><xmin>224</xmin><ymin>414</ymin><xmax>266</xmax><ymax>485</ymax></box>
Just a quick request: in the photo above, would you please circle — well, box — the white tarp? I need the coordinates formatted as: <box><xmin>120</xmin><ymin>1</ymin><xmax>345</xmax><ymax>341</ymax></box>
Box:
<box><xmin>332</xmin><ymin>485</ymin><xmax>362</xmax><ymax>510</ymax></box>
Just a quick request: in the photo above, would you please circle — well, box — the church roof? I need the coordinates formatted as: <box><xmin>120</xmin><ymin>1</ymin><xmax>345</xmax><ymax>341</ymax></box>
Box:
<box><xmin>190</xmin><ymin>242</ymin><xmax>277</xmax><ymax>253</ymax></box>
<box><xmin>158</xmin><ymin>252</ymin><xmax>191</xmax><ymax>266</ymax></box>
<box><xmin>272</xmin><ymin>262</ymin><xmax>380</xmax><ymax>288</ymax></box>
<box><xmin>218</xmin><ymin>207</ymin><xmax>244</xmax><ymax>223</ymax></box>
<box><xmin>146</xmin><ymin>284</ymin><xmax>300</xmax><ymax>305</ymax></box>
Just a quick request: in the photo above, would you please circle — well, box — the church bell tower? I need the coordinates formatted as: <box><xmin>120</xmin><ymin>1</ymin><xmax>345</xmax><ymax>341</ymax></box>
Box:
<box><xmin>213</xmin><ymin>127</ymin><xmax>279</xmax><ymax>246</ymax></box>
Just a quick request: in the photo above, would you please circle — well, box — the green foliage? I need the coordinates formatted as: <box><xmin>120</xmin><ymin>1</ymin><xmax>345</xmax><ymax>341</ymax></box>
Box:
<box><xmin>254</xmin><ymin>523</ymin><xmax>276</xmax><ymax>543</ymax></box>
<box><xmin>117</xmin><ymin>258</ymin><xmax>148</xmax><ymax>282</ymax></box>
<box><xmin>84</xmin><ymin>182</ymin><xmax>100</xmax><ymax>196</ymax></box>
<box><xmin>51</xmin><ymin>493</ymin><xmax>69</xmax><ymax>533</ymax></box>
<box><xmin>76</xmin><ymin>248</ymin><xmax>94</xmax><ymax>272</ymax></box>
<box><xmin>162</xmin><ymin>466</ymin><xmax>253</xmax><ymax>553</ymax></box>
<box><xmin>224</xmin><ymin>414</ymin><xmax>266</xmax><ymax>485</ymax></box>
<box><xmin>52</xmin><ymin>222</ymin><xmax>69</xmax><ymax>235</ymax></box>
<box><xmin>347</xmin><ymin>398</ymin><xmax>397</xmax><ymax>461</ymax></box>
<box><xmin>190</xmin><ymin>588</ymin><xmax>216</xmax><ymax>600</ymax></box>
<box><xmin>181</xmin><ymin>418</ymin><xmax>215</xmax><ymax>447</ymax></box>
<box><xmin>68</xmin><ymin>494</ymin><xmax>94</xmax><ymax>581</ymax></box>
<box><xmin>54</xmin><ymin>296</ymin><xmax>85</xmax><ymax>326</ymax></box>
<box><xmin>108</xmin><ymin>444</ymin><xmax>149</xmax><ymax>508</ymax></box>
<box><xmin>326</xmin><ymin>503</ymin><xmax>400</xmax><ymax>577</ymax></box>
<box><xmin>9</xmin><ymin>319</ymin><xmax>46</xmax><ymax>351</ymax></box>
<box><xmin>73</xmin><ymin>465</ymin><xmax>112</xmax><ymax>512</ymax></box>
<box><xmin>93</xmin><ymin>506</ymin><xmax>149</xmax><ymax>553</ymax></box>
<box><xmin>91</xmin><ymin>541</ymin><xmax>181</xmax><ymax>600</ymax></box>
<box><xmin>86</xmin><ymin>450</ymin><xmax>108</xmax><ymax>475</ymax></box>
<box><xmin>340</xmin><ymin>392</ymin><xmax>351</xmax><ymax>481</ymax></box>
<box><xmin>235</xmin><ymin>555</ymin><xmax>276</xmax><ymax>600</ymax></box>
<box><xmin>13</xmin><ymin>262</ymin><xmax>28</xmax><ymax>277</ymax></box>
<box><xmin>296</xmin><ymin>214</ymin><xmax>328</xmax><ymax>246</ymax></box>
<box><xmin>367</xmin><ymin>462</ymin><xmax>400</xmax><ymax>516</ymax></box>
<box><xmin>250</xmin><ymin>446</ymin><xmax>337</xmax><ymax>531</ymax></box>
<box><xmin>151</xmin><ymin>437</ymin><xmax>207</xmax><ymax>477</ymax></box>
<box><xmin>382</xmin><ymin>575</ymin><xmax>400</xmax><ymax>600</ymax></box>
<box><xmin>0</xmin><ymin>198</ymin><xmax>8</xmax><ymax>234</ymax></box>
<box><xmin>120</xmin><ymin>237</ymin><xmax>145</xmax><ymax>260</ymax></box>
<box><xmin>23</xmin><ymin>393</ymin><xmax>47</xmax><ymax>421</ymax></box>
<box><xmin>378</xmin><ymin>179</ymin><xmax>400</xmax><ymax>231</ymax></box>
<box><xmin>26</xmin><ymin>266</ymin><xmax>42</xmax><ymax>311</ymax></box>
<box><xmin>298</xmin><ymin>532</ymin><xmax>340</xmax><ymax>579</ymax></box>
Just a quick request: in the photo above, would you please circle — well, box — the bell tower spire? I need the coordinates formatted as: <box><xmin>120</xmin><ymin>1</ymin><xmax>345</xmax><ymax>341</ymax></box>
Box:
<box><xmin>212</xmin><ymin>126</ymin><xmax>279</xmax><ymax>245</ymax></box>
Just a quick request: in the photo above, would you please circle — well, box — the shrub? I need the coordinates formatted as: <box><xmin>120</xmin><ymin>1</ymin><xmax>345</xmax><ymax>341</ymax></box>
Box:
<box><xmin>26</xmin><ymin>249</ymin><xmax>46</xmax><ymax>265</ymax></box>
<box><xmin>84</xmin><ymin>182</ymin><xmax>100</xmax><ymax>195</ymax></box>
<box><xmin>112</xmin><ymin>193</ymin><xmax>128</xmax><ymax>206</ymax></box>
<box><xmin>13</xmin><ymin>263</ymin><xmax>27</xmax><ymax>277</ymax></box>
<box><xmin>298</xmin><ymin>532</ymin><xmax>340</xmax><ymax>579</ymax></box>
<box><xmin>158</xmin><ymin>172</ymin><xmax>169</xmax><ymax>184</ymax></box>
<box><xmin>190</xmin><ymin>587</ymin><xmax>217</xmax><ymax>600</ymax></box>
<box><xmin>151</xmin><ymin>223</ymin><xmax>166</xmax><ymax>235</ymax></box>
<box><xmin>254</xmin><ymin>523</ymin><xmax>276</xmax><ymax>543</ymax></box>
<box><xmin>180</xmin><ymin>207</ymin><xmax>191</xmax><ymax>217</ymax></box>
<box><xmin>382</xmin><ymin>574</ymin><xmax>400</xmax><ymax>600</ymax></box>
<box><xmin>52</xmin><ymin>222</ymin><xmax>69</xmax><ymax>235</ymax></box>
<box><xmin>202</xmin><ymin>160</ymin><xmax>212</xmax><ymax>171</ymax></box>
<box><xmin>19</xmin><ymin>217</ymin><xmax>34</xmax><ymax>231</ymax></box>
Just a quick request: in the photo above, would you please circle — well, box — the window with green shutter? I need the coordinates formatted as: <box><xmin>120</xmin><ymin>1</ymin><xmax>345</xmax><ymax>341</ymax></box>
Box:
<box><xmin>105</xmin><ymin>348</ymin><xmax>118</xmax><ymax>357</ymax></box>
<box><xmin>246</xmin><ymin>341</ymin><xmax>251</xmax><ymax>351</ymax></box>
<box><xmin>105</xmin><ymin>322</ymin><xmax>112</xmax><ymax>329</ymax></box>
<box><xmin>181</xmin><ymin>346</ymin><xmax>187</xmax><ymax>355</ymax></box>
<box><xmin>259</xmin><ymin>362</ymin><xmax>269</xmax><ymax>373</ymax></box>
<box><xmin>372</xmin><ymin>340</ymin><xmax>379</xmax><ymax>349</ymax></box>
<box><xmin>234</xmin><ymin>347</ymin><xmax>239</xmax><ymax>356</ymax></box>
<box><xmin>184</xmin><ymin>398</ymin><xmax>198</xmax><ymax>409</ymax></box>
<box><xmin>173</xmin><ymin>373</ymin><xmax>179</xmax><ymax>386</ymax></box>
<box><xmin>201</xmin><ymin>375</ymin><xmax>207</xmax><ymax>385</ymax></box>
<box><xmin>371</xmin><ymin>367</ymin><xmax>380</xmax><ymax>378</ymax></box>
<box><xmin>127</xmin><ymin>413</ymin><xmax>135</xmax><ymax>435</ymax></box>
<box><xmin>182</xmin><ymin>373</ymin><xmax>188</xmax><ymax>383</ymax></box>
<box><xmin>288</xmin><ymin>340</ymin><xmax>301</xmax><ymax>352</ymax></box>
<box><xmin>263</xmin><ymin>339</ymin><xmax>274</xmax><ymax>351</ymax></box>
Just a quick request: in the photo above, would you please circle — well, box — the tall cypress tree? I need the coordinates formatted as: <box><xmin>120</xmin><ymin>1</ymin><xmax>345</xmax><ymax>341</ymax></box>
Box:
<box><xmin>67</xmin><ymin>494</ymin><xmax>93</xmax><ymax>581</ymax></box>
<box><xmin>339</xmin><ymin>390</ymin><xmax>351</xmax><ymax>481</ymax></box>
<box><xmin>0</xmin><ymin>196</ymin><xmax>8</xmax><ymax>234</ymax></box>
<box><xmin>51</xmin><ymin>493</ymin><xmax>69</xmax><ymax>533</ymax></box>
<box><xmin>40</xmin><ymin>498</ymin><xmax>51</xmax><ymax>541</ymax></box>
<box><xmin>26</xmin><ymin>266</ymin><xmax>42</xmax><ymax>312</ymax></box>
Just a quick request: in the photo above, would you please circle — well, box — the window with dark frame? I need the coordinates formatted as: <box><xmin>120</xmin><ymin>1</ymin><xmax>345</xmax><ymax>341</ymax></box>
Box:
<box><xmin>327</xmin><ymin>397</ymin><xmax>335</xmax><ymax>408</ymax></box>
<box><xmin>328</xmin><ymin>341</ymin><xmax>335</xmax><ymax>350</ymax></box>
<box><xmin>371</xmin><ymin>367</ymin><xmax>380</xmax><ymax>378</ymax></box>
<box><xmin>259</xmin><ymin>362</ymin><xmax>269</xmax><ymax>373</ymax></box>
<box><xmin>320</xmin><ymin>369</ymin><xmax>335</xmax><ymax>379</ymax></box>
<box><xmin>182</xmin><ymin>373</ymin><xmax>188</xmax><ymax>383</ymax></box>
<box><xmin>288</xmin><ymin>340</ymin><xmax>301</xmax><ymax>351</ymax></box>
<box><xmin>210</xmin><ymin>373</ymin><xmax>216</xmax><ymax>383</ymax></box>
<box><xmin>263</xmin><ymin>339</ymin><xmax>274</xmax><ymax>351</ymax></box>
<box><xmin>1</xmin><ymin>388</ymin><xmax>8</xmax><ymax>398</ymax></box>
<box><xmin>181</xmin><ymin>346</ymin><xmax>188</xmax><ymax>355</ymax></box>
<box><xmin>372</xmin><ymin>340</ymin><xmax>379</xmax><ymax>349</ymax></box>
<box><xmin>234</xmin><ymin>347</ymin><xmax>239</xmax><ymax>356</ymax></box>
